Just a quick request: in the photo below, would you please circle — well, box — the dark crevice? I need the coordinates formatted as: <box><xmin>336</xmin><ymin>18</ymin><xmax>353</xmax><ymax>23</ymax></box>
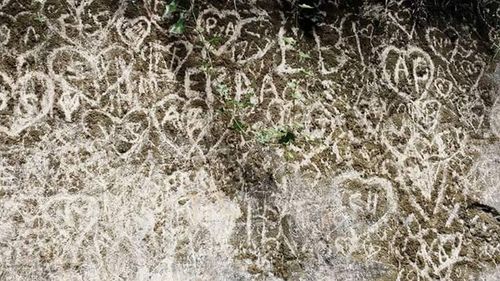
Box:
<box><xmin>468</xmin><ymin>202</ymin><xmax>500</xmax><ymax>223</ymax></box>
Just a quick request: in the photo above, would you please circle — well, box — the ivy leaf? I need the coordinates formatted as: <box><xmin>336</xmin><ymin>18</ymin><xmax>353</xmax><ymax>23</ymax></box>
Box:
<box><xmin>163</xmin><ymin>1</ymin><xmax>178</xmax><ymax>18</ymax></box>
<box><xmin>170</xmin><ymin>17</ymin><xmax>185</xmax><ymax>34</ymax></box>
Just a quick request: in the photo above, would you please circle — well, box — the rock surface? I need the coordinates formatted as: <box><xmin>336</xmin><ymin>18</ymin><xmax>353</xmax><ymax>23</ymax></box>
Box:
<box><xmin>0</xmin><ymin>0</ymin><xmax>499</xmax><ymax>280</ymax></box>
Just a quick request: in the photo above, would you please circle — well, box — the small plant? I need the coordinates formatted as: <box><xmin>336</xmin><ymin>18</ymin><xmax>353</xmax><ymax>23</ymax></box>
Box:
<box><xmin>283</xmin><ymin>36</ymin><xmax>296</xmax><ymax>46</ymax></box>
<box><xmin>284</xmin><ymin>149</ymin><xmax>295</xmax><ymax>160</ymax></box>
<box><xmin>256</xmin><ymin>127</ymin><xmax>296</xmax><ymax>145</ymax></box>
<box><xmin>243</xmin><ymin>89</ymin><xmax>257</xmax><ymax>106</ymax></box>
<box><xmin>231</xmin><ymin>119</ymin><xmax>247</xmax><ymax>133</ymax></box>
<box><xmin>222</xmin><ymin>89</ymin><xmax>255</xmax><ymax>110</ymax></box>
<box><xmin>300</xmin><ymin>68</ymin><xmax>313</xmax><ymax>77</ymax></box>
<box><xmin>208</xmin><ymin>36</ymin><xmax>223</xmax><ymax>47</ymax></box>
<box><xmin>170</xmin><ymin>16</ymin><xmax>186</xmax><ymax>34</ymax></box>
<box><xmin>298</xmin><ymin>51</ymin><xmax>311</xmax><ymax>62</ymax></box>
<box><xmin>226</xmin><ymin>99</ymin><xmax>252</xmax><ymax>110</ymax></box>
<box><xmin>256</xmin><ymin>129</ymin><xmax>277</xmax><ymax>144</ymax></box>
<box><xmin>200</xmin><ymin>60</ymin><xmax>215</xmax><ymax>75</ymax></box>
<box><xmin>213</xmin><ymin>83</ymin><xmax>255</xmax><ymax>135</ymax></box>
<box><xmin>287</xmin><ymin>80</ymin><xmax>303</xmax><ymax>100</ymax></box>
<box><xmin>215</xmin><ymin>83</ymin><xmax>230</xmax><ymax>99</ymax></box>
<box><xmin>34</xmin><ymin>12</ymin><xmax>45</xmax><ymax>23</ymax></box>
<box><xmin>163</xmin><ymin>0</ymin><xmax>178</xmax><ymax>17</ymax></box>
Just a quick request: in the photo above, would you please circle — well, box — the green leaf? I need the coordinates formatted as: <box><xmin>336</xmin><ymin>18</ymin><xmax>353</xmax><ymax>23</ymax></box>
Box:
<box><xmin>170</xmin><ymin>17</ymin><xmax>185</xmax><ymax>34</ymax></box>
<box><xmin>232</xmin><ymin>119</ymin><xmax>247</xmax><ymax>133</ymax></box>
<box><xmin>215</xmin><ymin>83</ymin><xmax>230</xmax><ymax>98</ymax></box>
<box><xmin>256</xmin><ymin>129</ymin><xmax>275</xmax><ymax>144</ymax></box>
<box><xmin>300</xmin><ymin>68</ymin><xmax>313</xmax><ymax>76</ymax></box>
<box><xmin>287</xmin><ymin>80</ymin><xmax>298</xmax><ymax>89</ymax></box>
<box><xmin>208</xmin><ymin>36</ymin><xmax>222</xmax><ymax>46</ymax></box>
<box><xmin>33</xmin><ymin>10</ymin><xmax>47</xmax><ymax>23</ymax></box>
<box><xmin>283</xmin><ymin>36</ymin><xmax>296</xmax><ymax>46</ymax></box>
<box><xmin>163</xmin><ymin>1</ymin><xmax>177</xmax><ymax>18</ymax></box>
<box><xmin>299</xmin><ymin>51</ymin><xmax>311</xmax><ymax>61</ymax></box>
<box><xmin>256</xmin><ymin>134</ymin><xmax>270</xmax><ymax>143</ymax></box>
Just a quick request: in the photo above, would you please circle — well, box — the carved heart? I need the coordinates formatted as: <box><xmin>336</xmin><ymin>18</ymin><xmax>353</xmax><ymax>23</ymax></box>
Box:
<box><xmin>149</xmin><ymin>40</ymin><xmax>193</xmax><ymax>76</ymax></box>
<box><xmin>48</xmin><ymin>47</ymin><xmax>99</xmax><ymax>91</ymax></box>
<box><xmin>113</xmin><ymin>110</ymin><xmax>149</xmax><ymax>155</ymax></box>
<box><xmin>40</xmin><ymin>195</ymin><xmax>99</xmax><ymax>262</ymax></box>
<box><xmin>153</xmin><ymin>95</ymin><xmax>213</xmax><ymax>158</ymax></box>
<box><xmin>359</xmin><ymin>24</ymin><xmax>374</xmax><ymax>40</ymax></box>
<box><xmin>411</xmin><ymin>99</ymin><xmax>442</xmax><ymax>131</ymax></box>
<box><xmin>196</xmin><ymin>8</ymin><xmax>241</xmax><ymax>56</ymax></box>
<box><xmin>231</xmin><ymin>16</ymin><xmax>274</xmax><ymax>64</ymax></box>
<box><xmin>144</xmin><ymin>0</ymin><xmax>169</xmax><ymax>32</ymax></box>
<box><xmin>0</xmin><ymin>72</ymin><xmax>54</xmax><ymax>137</ymax></box>
<box><xmin>82</xmin><ymin>109</ymin><xmax>149</xmax><ymax>155</ymax></box>
<box><xmin>153</xmin><ymin>95</ymin><xmax>187</xmax><ymax>153</ymax></box>
<box><xmin>425</xmin><ymin>27</ymin><xmax>459</xmax><ymax>63</ymax></box>
<box><xmin>117</xmin><ymin>16</ymin><xmax>151</xmax><ymax>50</ymax></box>
<box><xmin>48</xmin><ymin>46</ymin><xmax>100</xmax><ymax>119</ymax></box>
<box><xmin>333</xmin><ymin>172</ymin><xmax>398</xmax><ymax>234</ymax></box>
<box><xmin>382</xmin><ymin>46</ymin><xmax>435</xmax><ymax>101</ymax></box>
<box><xmin>450</xmin><ymin>58</ymin><xmax>484</xmax><ymax>90</ymax></box>
<box><xmin>433</xmin><ymin>77</ymin><xmax>453</xmax><ymax>98</ymax></box>
<box><xmin>82</xmin><ymin>0</ymin><xmax>115</xmax><ymax>39</ymax></box>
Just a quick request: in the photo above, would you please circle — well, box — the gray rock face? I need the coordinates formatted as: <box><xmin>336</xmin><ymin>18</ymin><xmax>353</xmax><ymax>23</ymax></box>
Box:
<box><xmin>0</xmin><ymin>0</ymin><xmax>499</xmax><ymax>280</ymax></box>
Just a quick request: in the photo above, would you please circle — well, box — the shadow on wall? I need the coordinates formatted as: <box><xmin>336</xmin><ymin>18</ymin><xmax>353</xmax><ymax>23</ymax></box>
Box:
<box><xmin>280</xmin><ymin>0</ymin><xmax>497</xmax><ymax>47</ymax></box>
